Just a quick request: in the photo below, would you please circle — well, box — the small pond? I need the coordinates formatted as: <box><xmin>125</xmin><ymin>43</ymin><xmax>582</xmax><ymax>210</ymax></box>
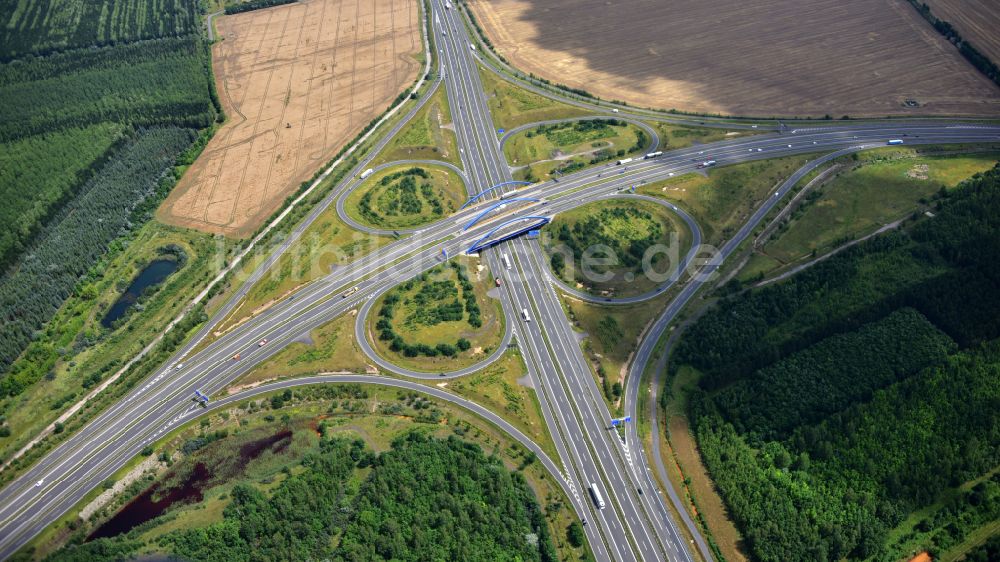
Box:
<box><xmin>101</xmin><ymin>259</ymin><xmax>179</xmax><ymax>328</ymax></box>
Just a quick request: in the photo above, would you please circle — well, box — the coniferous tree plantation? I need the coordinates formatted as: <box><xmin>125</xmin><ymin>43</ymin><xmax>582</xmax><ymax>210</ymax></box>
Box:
<box><xmin>0</xmin><ymin>128</ymin><xmax>198</xmax><ymax>391</ymax></box>
<box><xmin>672</xmin><ymin>165</ymin><xmax>1000</xmax><ymax>562</ymax></box>
<box><xmin>0</xmin><ymin>0</ymin><xmax>200</xmax><ymax>60</ymax></box>
<box><xmin>0</xmin><ymin>0</ymin><xmax>217</xmax><ymax>383</ymax></box>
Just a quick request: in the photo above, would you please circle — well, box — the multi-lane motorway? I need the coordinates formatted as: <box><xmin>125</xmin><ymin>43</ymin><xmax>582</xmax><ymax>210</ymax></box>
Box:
<box><xmin>1</xmin><ymin>0</ymin><xmax>999</xmax><ymax>558</ymax></box>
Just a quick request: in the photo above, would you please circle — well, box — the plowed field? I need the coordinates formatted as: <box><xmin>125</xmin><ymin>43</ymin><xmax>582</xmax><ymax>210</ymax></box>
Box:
<box><xmin>468</xmin><ymin>0</ymin><xmax>1000</xmax><ymax>117</ymax></box>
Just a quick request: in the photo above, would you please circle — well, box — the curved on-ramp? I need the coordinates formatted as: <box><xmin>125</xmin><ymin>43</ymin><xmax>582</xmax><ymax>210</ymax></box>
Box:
<box><xmin>335</xmin><ymin>159</ymin><xmax>471</xmax><ymax>236</ymax></box>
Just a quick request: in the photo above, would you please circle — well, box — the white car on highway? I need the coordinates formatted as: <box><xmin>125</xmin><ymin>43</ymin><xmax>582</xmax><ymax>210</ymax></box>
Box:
<box><xmin>35</xmin><ymin>479</ymin><xmax>43</xmax><ymax>488</ymax></box>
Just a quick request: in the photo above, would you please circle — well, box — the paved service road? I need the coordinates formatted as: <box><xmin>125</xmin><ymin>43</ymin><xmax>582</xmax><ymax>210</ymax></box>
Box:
<box><xmin>0</xmin><ymin>0</ymin><xmax>998</xmax><ymax>556</ymax></box>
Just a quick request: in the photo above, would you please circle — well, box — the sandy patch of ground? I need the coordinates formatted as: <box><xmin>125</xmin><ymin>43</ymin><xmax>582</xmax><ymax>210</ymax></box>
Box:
<box><xmin>667</xmin><ymin>414</ymin><xmax>748</xmax><ymax>562</ymax></box>
<box><xmin>907</xmin><ymin>163</ymin><xmax>931</xmax><ymax>179</ymax></box>
<box><xmin>468</xmin><ymin>0</ymin><xmax>1000</xmax><ymax>117</ymax></box>
<box><xmin>159</xmin><ymin>0</ymin><xmax>422</xmax><ymax>237</ymax></box>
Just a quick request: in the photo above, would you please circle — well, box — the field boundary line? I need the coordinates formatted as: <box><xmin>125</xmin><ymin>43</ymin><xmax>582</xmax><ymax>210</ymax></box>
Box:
<box><xmin>0</xmin><ymin>1</ymin><xmax>432</xmax><ymax>474</ymax></box>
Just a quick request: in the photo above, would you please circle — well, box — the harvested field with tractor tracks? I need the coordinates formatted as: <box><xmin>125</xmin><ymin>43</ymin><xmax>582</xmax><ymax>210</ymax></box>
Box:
<box><xmin>159</xmin><ymin>0</ymin><xmax>422</xmax><ymax>236</ymax></box>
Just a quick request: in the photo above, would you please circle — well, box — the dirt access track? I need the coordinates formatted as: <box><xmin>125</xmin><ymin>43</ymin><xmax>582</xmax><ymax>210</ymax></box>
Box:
<box><xmin>158</xmin><ymin>0</ymin><xmax>422</xmax><ymax>237</ymax></box>
<box><xmin>468</xmin><ymin>0</ymin><xmax>1000</xmax><ymax>117</ymax></box>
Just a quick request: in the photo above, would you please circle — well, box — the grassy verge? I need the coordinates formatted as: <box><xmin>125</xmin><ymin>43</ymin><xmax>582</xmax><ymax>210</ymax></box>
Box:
<box><xmin>344</xmin><ymin>164</ymin><xmax>466</xmax><ymax>230</ymax></box>
<box><xmin>478</xmin><ymin>64</ymin><xmax>591</xmax><ymax>130</ymax></box>
<box><xmin>637</xmin><ymin>153</ymin><xmax>821</xmax><ymax>244</ymax></box>
<box><xmin>232</xmin><ymin>314</ymin><xmax>373</xmax><ymax>388</ymax></box>
<box><xmin>371</xmin><ymin>85</ymin><xmax>459</xmax><ymax>167</ymax></box>
<box><xmin>542</xmin><ymin>199</ymin><xmax>692</xmax><ymax>297</ymax></box>
<box><xmin>559</xmin><ymin>291</ymin><xmax>672</xmax><ymax>412</ymax></box>
<box><xmin>649</xmin><ymin>122</ymin><xmax>762</xmax><ymax>150</ymax></box>
<box><xmin>429</xmin><ymin>349</ymin><xmax>558</xmax><ymax>463</ymax></box>
<box><xmin>662</xmin><ymin>366</ymin><xmax>747</xmax><ymax>562</ymax></box>
<box><xmin>22</xmin><ymin>384</ymin><xmax>590</xmax><ymax>562</ymax></box>
<box><xmin>366</xmin><ymin>257</ymin><xmax>504</xmax><ymax>372</ymax></box>
<box><xmin>762</xmin><ymin>150</ymin><xmax>1000</xmax><ymax>265</ymax></box>
<box><xmin>504</xmin><ymin>119</ymin><xmax>647</xmax><ymax>182</ymax></box>
<box><xmin>208</xmin><ymin>207</ymin><xmax>390</xmax><ymax>337</ymax></box>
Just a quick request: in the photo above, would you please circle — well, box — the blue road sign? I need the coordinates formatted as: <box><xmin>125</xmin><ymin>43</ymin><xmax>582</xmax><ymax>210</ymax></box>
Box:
<box><xmin>498</xmin><ymin>128</ymin><xmax>505</xmax><ymax>134</ymax></box>
<box><xmin>611</xmin><ymin>416</ymin><xmax>631</xmax><ymax>426</ymax></box>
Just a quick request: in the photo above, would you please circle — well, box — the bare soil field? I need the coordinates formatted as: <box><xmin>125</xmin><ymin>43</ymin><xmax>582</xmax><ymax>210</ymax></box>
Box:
<box><xmin>468</xmin><ymin>0</ymin><xmax>1000</xmax><ymax>117</ymax></box>
<box><xmin>158</xmin><ymin>0</ymin><xmax>422</xmax><ymax>237</ymax></box>
<box><xmin>923</xmin><ymin>0</ymin><xmax>1000</xmax><ymax>65</ymax></box>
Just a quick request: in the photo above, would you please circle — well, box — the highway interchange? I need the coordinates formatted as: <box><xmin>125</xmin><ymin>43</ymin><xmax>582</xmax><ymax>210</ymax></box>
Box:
<box><xmin>1</xmin><ymin>0</ymin><xmax>1000</xmax><ymax>559</ymax></box>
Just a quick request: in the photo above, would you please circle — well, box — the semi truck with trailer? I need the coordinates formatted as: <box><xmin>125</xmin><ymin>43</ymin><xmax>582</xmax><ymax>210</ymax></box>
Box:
<box><xmin>589</xmin><ymin>483</ymin><xmax>606</xmax><ymax>509</ymax></box>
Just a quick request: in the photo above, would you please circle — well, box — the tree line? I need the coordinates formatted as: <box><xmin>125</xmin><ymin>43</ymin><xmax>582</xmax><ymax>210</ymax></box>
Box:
<box><xmin>907</xmin><ymin>0</ymin><xmax>1000</xmax><ymax>86</ymax></box>
<box><xmin>675</xmin><ymin>164</ymin><xmax>1000</xmax><ymax>561</ymax></box>
<box><xmin>225</xmin><ymin>0</ymin><xmax>297</xmax><ymax>15</ymax></box>
<box><xmin>0</xmin><ymin>0</ymin><xmax>200</xmax><ymax>61</ymax></box>
<box><xmin>48</xmin><ymin>434</ymin><xmax>558</xmax><ymax>561</ymax></box>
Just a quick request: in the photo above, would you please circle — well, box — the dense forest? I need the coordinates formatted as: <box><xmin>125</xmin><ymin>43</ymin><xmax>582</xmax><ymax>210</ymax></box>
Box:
<box><xmin>0</xmin><ymin>0</ymin><xmax>200</xmax><ymax>60</ymax></box>
<box><xmin>673</xmin><ymin>165</ymin><xmax>1000</xmax><ymax>561</ymax></box>
<box><xmin>0</xmin><ymin>124</ymin><xmax>125</xmax><ymax>269</ymax></box>
<box><xmin>0</xmin><ymin>38</ymin><xmax>216</xmax><ymax>142</ymax></box>
<box><xmin>0</xmin><ymin>128</ymin><xmax>197</xmax><ymax>388</ymax></box>
<box><xmin>0</xmin><ymin>0</ymin><xmax>217</xmax><ymax>389</ymax></box>
<box><xmin>49</xmin><ymin>433</ymin><xmax>557</xmax><ymax>561</ymax></box>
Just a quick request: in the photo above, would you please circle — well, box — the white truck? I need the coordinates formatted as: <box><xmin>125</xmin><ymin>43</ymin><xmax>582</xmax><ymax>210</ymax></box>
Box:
<box><xmin>521</xmin><ymin>308</ymin><xmax>531</xmax><ymax>322</ymax></box>
<box><xmin>359</xmin><ymin>168</ymin><xmax>374</xmax><ymax>180</ymax></box>
<box><xmin>502</xmin><ymin>254</ymin><xmax>512</xmax><ymax>270</ymax></box>
<box><xmin>589</xmin><ymin>483</ymin><xmax>606</xmax><ymax>509</ymax></box>
<box><xmin>445</xmin><ymin>1</ymin><xmax>451</xmax><ymax>8</ymax></box>
<box><xmin>644</xmin><ymin>151</ymin><xmax>663</xmax><ymax>159</ymax></box>
<box><xmin>616</xmin><ymin>158</ymin><xmax>633</xmax><ymax>166</ymax></box>
<box><xmin>887</xmin><ymin>139</ymin><xmax>904</xmax><ymax>145</ymax></box>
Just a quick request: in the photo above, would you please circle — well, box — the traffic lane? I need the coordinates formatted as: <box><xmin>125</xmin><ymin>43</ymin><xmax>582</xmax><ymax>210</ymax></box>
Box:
<box><xmin>507</xmin><ymin>240</ymin><xmax>654</xmax><ymax>561</ymax></box>
<box><xmin>515</xmin><ymin>237</ymin><xmax>679</xmax><ymax>561</ymax></box>
<box><xmin>619</xmin><ymin>149</ymin><xmax>865</xmax><ymax>561</ymax></box>
<box><xmin>503</xmin><ymin>249</ymin><xmax>638</xmax><ymax>561</ymax></box>
<box><xmin>3</xmin><ymin>129</ymin><xmax>989</xmax><ymax>526</ymax></box>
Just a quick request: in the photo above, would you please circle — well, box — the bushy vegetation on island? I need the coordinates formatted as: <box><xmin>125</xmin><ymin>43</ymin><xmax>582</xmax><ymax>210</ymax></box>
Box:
<box><xmin>672</xmin><ymin>164</ymin><xmax>1000</xmax><ymax>562</ymax></box>
<box><xmin>376</xmin><ymin>262</ymin><xmax>483</xmax><ymax>360</ymax></box>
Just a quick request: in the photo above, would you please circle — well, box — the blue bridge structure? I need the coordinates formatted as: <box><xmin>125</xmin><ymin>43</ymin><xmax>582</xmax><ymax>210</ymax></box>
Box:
<box><xmin>460</xmin><ymin>181</ymin><xmax>532</xmax><ymax>209</ymax></box>
<box><xmin>467</xmin><ymin>215</ymin><xmax>551</xmax><ymax>253</ymax></box>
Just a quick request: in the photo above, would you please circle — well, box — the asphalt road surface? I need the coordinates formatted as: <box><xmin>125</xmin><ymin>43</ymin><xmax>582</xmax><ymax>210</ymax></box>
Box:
<box><xmin>0</xmin><ymin>0</ymin><xmax>998</xmax><ymax>558</ymax></box>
